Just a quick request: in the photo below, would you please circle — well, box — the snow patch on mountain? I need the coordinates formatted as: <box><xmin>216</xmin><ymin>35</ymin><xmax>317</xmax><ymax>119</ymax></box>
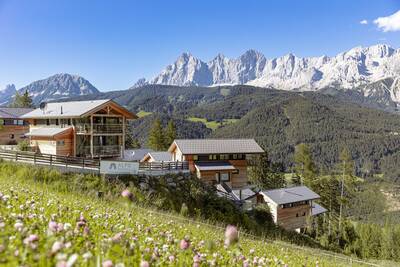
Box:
<box><xmin>0</xmin><ymin>74</ymin><xmax>99</xmax><ymax>105</ymax></box>
<box><xmin>147</xmin><ymin>44</ymin><xmax>400</xmax><ymax>104</ymax></box>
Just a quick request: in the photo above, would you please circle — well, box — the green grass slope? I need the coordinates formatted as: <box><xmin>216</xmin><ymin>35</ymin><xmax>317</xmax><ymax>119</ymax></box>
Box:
<box><xmin>0</xmin><ymin>163</ymin><xmax>377</xmax><ymax>266</ymax></box>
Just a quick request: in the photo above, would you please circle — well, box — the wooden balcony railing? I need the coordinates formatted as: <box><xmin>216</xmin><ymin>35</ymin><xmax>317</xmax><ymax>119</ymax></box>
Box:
<box><xmin>75</xmin><ymin>124</ymin><xmax>123</xmax><ymax>134</ymax></box>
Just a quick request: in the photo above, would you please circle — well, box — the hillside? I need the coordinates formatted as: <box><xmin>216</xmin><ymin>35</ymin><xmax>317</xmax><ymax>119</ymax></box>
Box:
<box><xmin>211</xmin><ymin>92</ymin><xmax>400</xmax><ymax>173</ymax></box>
<box><xmin>63</xmin><ymin>84</ymin><xmax>400</xmax><ymax>175</ymax></box>
<box><xmin>0</xmin><ymin>162</ymin><xmax>374</xmax><ymax>266</ymax></box>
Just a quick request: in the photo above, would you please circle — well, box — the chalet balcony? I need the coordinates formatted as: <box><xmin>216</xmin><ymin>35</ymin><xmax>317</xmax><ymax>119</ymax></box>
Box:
<box><xmin>75</xmin><ymin>124</ymin><xmax>123</xmax><ymax>135</ymax></box>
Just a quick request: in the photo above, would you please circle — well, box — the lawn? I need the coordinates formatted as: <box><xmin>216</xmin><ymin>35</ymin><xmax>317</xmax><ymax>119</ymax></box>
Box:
<box><xmin>187</xmin><ymin>117</ymin><xmax>238</xmax><ymax>131</ymax></box>
<box><xmin>0</xmin><ymin>163</ymin><xmax>375</xmax><ymax>266</ymax></box>
<box><xmin>136</xmin><ymin>110</ymin><xmax>153</xmax><ymax>118</ymax></box>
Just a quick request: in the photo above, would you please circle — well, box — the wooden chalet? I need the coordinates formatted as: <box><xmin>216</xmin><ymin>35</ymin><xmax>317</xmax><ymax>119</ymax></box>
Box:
<box><xmin>21</xmin><ymin>99</ymin><xmax>137</xmax><ymax>158</ymax></box>
<box><xmin>260</xmin><ymin>186</ymin><xmax>327</xmax><ymax>231</ymax></box>
<box><xmin>0</xmin><ymin>107</ymin><xmax>33</xmax><ymax>145</ymax></box>
<box><xmin>167</xmin><ymin>139</ymin><xmax>264</xmax><ymax>189</ymax></box>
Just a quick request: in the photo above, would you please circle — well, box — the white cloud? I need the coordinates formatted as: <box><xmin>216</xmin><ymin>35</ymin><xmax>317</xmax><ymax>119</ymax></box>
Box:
<box><xmin>360</xmin><ymin>19</ymin><xmax>368</xmax><ymax>25</ymax></box>
<box><xmin>374</xmin><ymin>10</ymin><xmax>400</xmax><ymax>32</ymax></box>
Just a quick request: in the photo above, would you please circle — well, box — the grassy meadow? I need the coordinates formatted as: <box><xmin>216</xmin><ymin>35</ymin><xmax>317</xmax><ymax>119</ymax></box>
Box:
<box><xmin>0</xmin><ymin>162</ymin><xmax>379</xmax><ymax>266</ymax></box>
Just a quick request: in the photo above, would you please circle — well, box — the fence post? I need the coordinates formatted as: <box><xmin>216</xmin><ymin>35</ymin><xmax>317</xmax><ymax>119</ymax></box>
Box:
<box><xmin>82</xmin><ymin>158</ymin><xmax>85</xmax><ymax>169</ymax></box>
<box><xmin>33</xmin><ymin>153</ymin><xmax>36</xmax><ymax>164</ymax></box>
<box><xmin>15</xmin><ymin>151</ymin><xmax>18</xmax><ymax>162</ymax></box>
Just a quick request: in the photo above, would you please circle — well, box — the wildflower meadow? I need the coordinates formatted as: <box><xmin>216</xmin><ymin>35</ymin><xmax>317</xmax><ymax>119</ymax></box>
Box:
<box><xmin>0</xmin><ymin>163</ymin><xmax>374</xmax><ymax>266</ymax></box>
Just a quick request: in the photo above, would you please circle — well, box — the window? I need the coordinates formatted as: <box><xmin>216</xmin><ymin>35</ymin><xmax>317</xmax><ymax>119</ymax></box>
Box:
<box><xmin>220</xmin><ymin>154</ymin><xmax>229</xmax><ymax>160</ymax></box>
<box><xmin>208</xmin><ymin>154</ymin><xmax>217</xmax><ymax>160</ymax></box>
<box><xmin>282</xmin><ymin>203</ymin><xmax>293</xmax><ymax>209</ymax></box>
<box><xmin>233</xmin><ymin>154</ymin><xmax>238</xmax><ymax>159</ymax></box>
<box><xmin>13</xmin><ymin>120</ymin><xmax>18</xmax><ymax>125</ymax></box>
<box><xmin>221</xmin><ymin>173</ymin><xmax>230</xmax><ymax>182</ymax></box>
<box><xmin>192</xmin><ymin>155</ymin><xmax>198</xmax><ymax>161</ymax></box>
<box><xmin>57</xmin><ymin>140</ymin><xmax>65</xmax><ymax>146</ymax></box>
<box><xmin>36</xmin><ymin>119</ymin><xmax>48</xmax><ymax>125</ymax></box>
<box><xmin>302</xmin><ymin>212</ymin><xmax>306</xmax><ymax>216</ymax></box>
<box><xmin>46</xmin><ymin>119</ymin><xmax>50</xmax><ymax>126</ymax></box>
<box><xmin>18</xmin><ymin>120</ymin><xmax>24</xmax><ymax>125</ymax></box>
<box><xmin>9</xmin><ymin>134</ymin><xmax>14</xmax><ymax>139</ymax></box>
<box><xmin>296</xmin><ymin>213</ymin><xmax>299</xmax><ymax>217</ymax></box>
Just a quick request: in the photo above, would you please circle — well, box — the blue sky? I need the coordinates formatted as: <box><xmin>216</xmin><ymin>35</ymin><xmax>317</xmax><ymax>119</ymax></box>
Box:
<box><xmin>0</xmin><ymin>0</ymin><xmax>399</xmax><ymax>91</ymax></box>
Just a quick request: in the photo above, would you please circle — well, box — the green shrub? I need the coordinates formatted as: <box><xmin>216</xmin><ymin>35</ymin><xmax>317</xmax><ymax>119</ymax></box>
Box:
<box><xmin>180</xmin><ymin>203</ymin><xmax>189</xmax><ymax>216</ymax></box>
<box><xmin>17</xmin><ymin>140</ymin><xmax>30</xmax><ymax>151</ymax></box>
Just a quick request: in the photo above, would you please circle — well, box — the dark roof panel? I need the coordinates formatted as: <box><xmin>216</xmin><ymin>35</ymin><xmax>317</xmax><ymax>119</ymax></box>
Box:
<box><xmin>0</xmin><ymin>108</ymin><xmax>34</xmax><ymax>119</ymax></box>
<box><xmin>262</xmin><ymin>186</ymin><xmax>320</xmax><ymax>205</ymax></box>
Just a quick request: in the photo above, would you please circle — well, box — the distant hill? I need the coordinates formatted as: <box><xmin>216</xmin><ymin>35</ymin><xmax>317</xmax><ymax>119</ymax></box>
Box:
<box><xmin>65</xmin><ymin>84</ymin><xmax>400</xmax><ymax>176</ymax></box>
<box><xmin>1</xmin><ymin>73</ymin><xmax>99</xmax><ymax>106</ymax></box>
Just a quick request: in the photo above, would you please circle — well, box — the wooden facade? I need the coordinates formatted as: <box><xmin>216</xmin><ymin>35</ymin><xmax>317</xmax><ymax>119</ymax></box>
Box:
<box><xmin>30</xmin><ymin>128</ymin><xmax>74</xmax><ymax>156</ymax></box>
<box><xmin>169</xmin><ymin>145</ymin><xmax>260</xmax><ymax>189</ymax></box>
<box><xmin>24</xmin><ymin>100</ymin><xmax>136</xmax><ymax>158</ymax></box>
<box><xmin>0</xmin><ymin>124</ymin><xmax>29</xmax><ymax>145</ymax></box>
<box><xmin>260</xmin><ymin>188</ymin><xmax>322</xmax><ymax>231</ymax></box>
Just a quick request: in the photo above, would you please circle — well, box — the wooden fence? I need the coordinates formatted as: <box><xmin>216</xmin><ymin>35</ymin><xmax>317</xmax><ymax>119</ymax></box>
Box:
<box><xmin>139</xmin><ymin>161</ymin><xmax>189</xmax><ymax>171</ymax></box>
<box><xmin>0</xmin><ymin>149</ymin><xmax>100</xmax><ymax>170</ymax></box>
<box><xmin>0</xmin><ymin>149</ymin><xmax>189</xmax><ymax>173</ymax></box>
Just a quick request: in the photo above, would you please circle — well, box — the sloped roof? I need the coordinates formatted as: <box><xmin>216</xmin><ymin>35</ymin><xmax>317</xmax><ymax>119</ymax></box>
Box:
<box><xmin>20</xmin><ymin>99</ymin><xmax>136</xmax><ymax>119</ymax></box>
<box><xmin>26</xmin><ymin>127</ymin><xmax>72</xmax><ymax>137</ymax></box>
<box><xmin>195</xmin><ymin>161</ymin><xmax>236</xmax><ymax>171</ymax></box>
<box><xmin>312</xmin><ymin>203</ymin><xmax>327</xmax><ymax>216</ymax></box>
<box><xmin>0</xmin><ymin>108</ymin><xmax>34</xmax><ymax>119</ymax></box>
<box><xmin>232</xmin><ymin>188</ymin><xmax>258</xmax><ymax>201</ymax></box>
<box><xmin>124</xmin><ymin>149</ymin><xmax>154</xmax><ymax>161</ymax></box>
<box><xmin>168</xmin><ymin>139</ymin><xmax>264</xmax><ymax>154</ymax></box>
<box><xmin>261</xmin><ymin>186</ymin><xmax>320</xmax><ymax>205</ymax></box>
<box><xmin>147</xmin><ymin>152</ymin><xmax>173</xmax><ymax>162</ymax></box>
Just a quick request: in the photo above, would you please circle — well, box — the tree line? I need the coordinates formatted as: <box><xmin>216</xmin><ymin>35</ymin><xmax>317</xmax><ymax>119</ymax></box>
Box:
<box><xmin>249</xmin><ymin>143</ymin><xmax>400</xmax><ymax>261</ymax></box>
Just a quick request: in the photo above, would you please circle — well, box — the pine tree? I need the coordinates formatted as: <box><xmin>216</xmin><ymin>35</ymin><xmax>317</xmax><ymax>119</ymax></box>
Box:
<box><xmin>147</xmin><ymin>118</ymin><xmax>165</xmax><ymax>151</ymax></box>
<box><xmin>294</xmin><ymin>143</ymin><xmax>317</xmax><ymax>186</ymax></box>
<box><xmin>164</xmin><ymin>120</ymin><xmax>176</xmax><ymax>149</ymax></box>
<box><xmin>338</xmin><ymin>147</ymin><xmax>355</xmax><ymax>230</ymax></box>
<box><xmin>11</xmin><ymin>90</ymin><xmax>33</xmax><ymax>108</ymax></box>
<box><xmin>125</xmin><ymin>132</ymin><xmax>141</xmax><ymax>149</ymax></box>
<box><xmin>248</xmin><ymin>152</ymin><xmax>286</xmax><ymax>189</ymax></box>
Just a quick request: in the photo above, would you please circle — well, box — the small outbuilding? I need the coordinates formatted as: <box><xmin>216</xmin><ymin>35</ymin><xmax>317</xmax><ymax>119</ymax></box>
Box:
<box><xmin>260</xmin><ymin>186</ymin><xmax>327</xmax><ymax>231</ymax></box>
